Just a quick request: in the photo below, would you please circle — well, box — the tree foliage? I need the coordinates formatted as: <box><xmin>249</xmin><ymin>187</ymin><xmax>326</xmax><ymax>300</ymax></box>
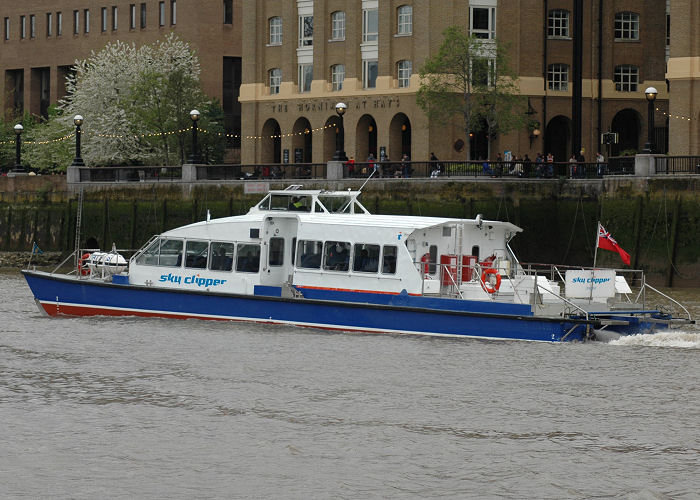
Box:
<box><xmin>417</xmin><ymin>26</ymin><xmax>525</xmax><ymax>160</ymax></box>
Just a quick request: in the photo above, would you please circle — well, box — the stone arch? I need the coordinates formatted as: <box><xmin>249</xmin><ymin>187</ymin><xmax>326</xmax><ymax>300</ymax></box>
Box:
<box><xmin>611</xmin><ymin>108</ymin><xmax>641</xmax><ymax>155</ymax></box>
<box><xmin>545</xmin><ymin>115</ymin><xmax>571</xmax><ymax>162</ymax></box>
<box><xmin>355</xmin><ymin>114</ymin><xmax>377</xmax><ymax>161</ymax></box>
<box><xmin>292</xmin><ymin>117</ymin><xmax>312</xmax><ymax>163</ymax></box>
<box><xmin>261</xmin><ymin>118</ymin><xmax>281</xmax><ymax>164</ymax></box>
<box><xmin>389</xmin><ymin>113</ymin><xmax>411</xmax><ymax>160</ymax></box>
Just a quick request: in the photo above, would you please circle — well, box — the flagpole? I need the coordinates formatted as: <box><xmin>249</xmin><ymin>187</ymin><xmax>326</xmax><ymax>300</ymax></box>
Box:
<box><xmin>593</xmin><ymin>221</ymin><xmax>600</xmax><ymax>268</ymax></box>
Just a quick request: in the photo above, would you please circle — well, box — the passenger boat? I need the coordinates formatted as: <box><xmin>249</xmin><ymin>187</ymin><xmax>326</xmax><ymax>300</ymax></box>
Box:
<box><xmin>22</xmin><ymin>186</ymin><xmax>693</xmax><ymax>342</ymax></box>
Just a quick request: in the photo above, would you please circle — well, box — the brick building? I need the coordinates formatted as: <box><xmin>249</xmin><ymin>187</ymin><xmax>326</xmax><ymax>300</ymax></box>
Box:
<box><xmin>1</xmin><ymin>0</ymin><xmax>242</xmax><ymax>144</ymax></box>
<box><xmin>239</xmin><ymin>0</ymin><xmax>670</xmax><ymax>164</ymax></box>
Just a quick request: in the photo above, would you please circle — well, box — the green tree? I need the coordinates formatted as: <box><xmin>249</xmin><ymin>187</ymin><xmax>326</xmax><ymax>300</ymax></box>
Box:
<box><xmin>417</xmin><ymin>26</ymin><xmax>525</xmax><ymax>160</ymax></box>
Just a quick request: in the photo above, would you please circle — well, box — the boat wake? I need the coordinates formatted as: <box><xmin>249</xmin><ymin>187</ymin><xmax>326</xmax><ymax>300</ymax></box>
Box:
<box><xmin>609</xmin><ymin>331</ymin><xmax>700</xmax><ymax>349</ymax></box>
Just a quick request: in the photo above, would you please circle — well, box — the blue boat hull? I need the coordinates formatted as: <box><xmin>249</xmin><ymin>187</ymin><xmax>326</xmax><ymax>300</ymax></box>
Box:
<box><xmin>22</xmin><ymin>270</ymin><xmax>590</xmax><ymax>342</ymax></box>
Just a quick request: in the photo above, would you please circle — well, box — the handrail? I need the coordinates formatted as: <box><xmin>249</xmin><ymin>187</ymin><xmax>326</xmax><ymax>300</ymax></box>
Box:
<box><xmin>52</xmin><ymin>250</ymin><xmax>77</xmax><ymax>275</ymax></box>
<box><xmin>640</xmin><ymin>282</ymin><xmax>692</xmax><ymax>321</ymax></box>
<box><xmin>536</xmin><ymin>283</ymin><xmax>589</xmax><ymax>322</ymax></box>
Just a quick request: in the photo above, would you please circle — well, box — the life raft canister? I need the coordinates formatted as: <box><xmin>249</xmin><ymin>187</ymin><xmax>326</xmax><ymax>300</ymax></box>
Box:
<box><xmin>420</xmin><ymin>253</ymin><xmax>431</xmax><ymax>274</ymax></box>
<box><xmin>78</xmin><ymin>253</ymin><xmax>91</xmax><ymax>276</ymax></box>
<box><xmin>480</xmin><ymin>267</ymin><xmax>501</xmax><ymax>294</ymax></box>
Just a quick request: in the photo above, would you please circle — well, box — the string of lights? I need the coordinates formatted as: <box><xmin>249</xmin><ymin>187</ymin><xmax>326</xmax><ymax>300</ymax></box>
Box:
<box><xmin>656</xmin><ymin>107</ymin><xmax>693</xmax><ymax>122</ymax></box>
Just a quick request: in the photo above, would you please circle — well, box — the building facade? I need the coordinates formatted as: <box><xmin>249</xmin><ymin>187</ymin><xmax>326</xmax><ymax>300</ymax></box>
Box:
<box><xmin>1</xmin><ymin>0</ymin><xmax>242</xmax><ymax>143</ymax></box>
<box><xmin>240</xmin><ymin>0</ymin><xmax>670</xmax><ymax>164</ymax></box>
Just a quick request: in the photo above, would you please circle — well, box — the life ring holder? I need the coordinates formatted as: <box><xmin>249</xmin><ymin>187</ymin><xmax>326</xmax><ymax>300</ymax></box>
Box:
<box><xmin>480</xmin><ymin>268</ymin><xmax>501</xmax><ymax>294</ymax></box>
<box><xmin>78</xmin><ymin>253</ymin><xmax>91</xmax><ymax>276</ymax></box>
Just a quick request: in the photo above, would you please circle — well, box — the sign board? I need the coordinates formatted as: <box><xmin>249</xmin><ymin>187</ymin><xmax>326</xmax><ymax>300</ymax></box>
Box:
<box><xmin>243</xmin><ymin>182</ymin><xmax>270</xmax><ymax>194</ymax></box>
<box><xmin>379</xmin><ymin>146</ymin><xmax>386</xmax><ymax>161</ymax></box>
<box><xmin>565</xmin><ymin>270</ymin><xmax>616</xmax><ymax>299</ymax></box>
<box><xmin>294</xmin><ymin>148</ymin><xmax>303</xmax><ymax>163</ymax></box>
<box><xmin>283</xmin><ymin>149</ymin><xmax>289</xmax><ymax>164</ymax></box>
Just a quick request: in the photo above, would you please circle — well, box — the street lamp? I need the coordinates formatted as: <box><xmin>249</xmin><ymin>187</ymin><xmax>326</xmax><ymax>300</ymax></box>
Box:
<box><xmin>71</xmin><ymin>114</ymin><xmax>85</xmax><ymax>166</ymax></box>
<box><xmin>642</xmin><ymin>86</ymin><xmax>658</xmax><ymax>153</ymax></box>
<box><xmin>10</xmin><ymin>124</ymin><xmax>25</xmax><ymax>173</ymax></box>
<box><xmin>332</xmin><ymin>102</ymin><xmax>347</xmax><ymax>162</ymax></box>
<box><xmin>529</xmin><ymin>127</ymin><xmax>541</xmax><ymax>148</ymax></box>
<box><xmin>189</xmin><ymin>109</ymin><xmax>201</xmax><ymax>164</ymax></box>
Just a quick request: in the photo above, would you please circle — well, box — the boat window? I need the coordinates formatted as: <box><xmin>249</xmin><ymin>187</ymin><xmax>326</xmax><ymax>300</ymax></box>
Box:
<box><xmin>289</xmin><ymin>195</ymin><xmax>310</xmax><ymax>212</ymax></box>
<box><xmin>185</xmin><ymin>240</ymin><xmax>209</xmax><ymax>269</ymax></box>
<box><xmin>269</xmin><ymin>194</ymin><xmax>292</xmax><ymax>211</ymax></box>
<box><xmin>209</xmin><ymin>242</ymin><xmax>234</xmax><ymax>271</ymax></box>
<box><xmin>352</xmin><ymin>243</ymin><xmax>380</xmax><ymax>273</ymax></box>
<box><xmin>269</xmin><ymin>237</ymin><xmax>284</xmax><ymax>266</ymax></box>
<box><xmin>471</xmin><ymin>245</ymin><xmax>480</xmax><ymax>260</ymax></box>
<box><xmin>296</xmin><ymin>239</ymin><xmax>322</xmax><ymax>269</ymax></box>
<box><xmin>318</xmin><ymin>195</ymin><xmax>353</xmax><ymax>213</ymax></box>
<box><xmin>158</xmin><ymin>239</ymin><xmax>184</xmax><ymax>267</ymax></box>
<box><xmin>236</xmin><ymin>243</ymin><xmax>260</xmax><ymax>273</ymax></box>
<box><xmin>382</xmin><ymin>245</ymin><xmax>397</xmax><ymax>274</ymax></box>
<box><xmin>323</xmin><ymin>241</ymin><xmax>351</xmax><ymax>271</ymax></box>
<box><xmin>429</xmin><ymin>245</ymin><xmax>437</xmax><ymax>274</ymax></box>
<box><xmin>291</xmin><ymin>237</ymin><xmax>297</xmax><ymax>265</ymax></box>
<box><xmin>134</xmin><ymin>238</ymin><xmax>161</xmax><ymax>265</ymax></box>
<box><xmin>257</xmin><ymin>195</ymin><xmax>271</xmax><ymax>210</ymax></box>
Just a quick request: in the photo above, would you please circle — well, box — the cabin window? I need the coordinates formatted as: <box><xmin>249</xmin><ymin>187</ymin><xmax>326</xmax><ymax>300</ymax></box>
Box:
<box><xmin>291</xmin><ymin>237</ymin><xmax>297</xmax><ymax>265</ymax></box>
<box><xmin>323</xmin><ymin>241</ymin><xmax>351</xmax><ymax>271</ymax></box>
<box><xmin>442</xmin><ymin>226</ymin><xmax>452</xmax><ymax>237</ymax></box>
<box><xmin>471</xmin><ymin>245</ymin><xmax>480</xmax><ymax>260</ymax></box>
<box><xmin>236</xmin><ymin>243</ymin><xmax>260</xmax><ymax>273</ymax></box>
<box><xmin>296</xmin><ymin>240</ymin><xmax>322</xmax><ymax>269</ymax></box>
<box><xmin>382</xmin><ymin>245</ymin><xmax>397</xmax><ymax>274</ymax></box>
<box><xmin>353</xmin><ymin>243</ymin><xmax>380</xmax><ymax>273</ymax></box>
<box><xmin>185</xmin><ymin>240</ymin><xmax>209</xmax><ymax>269</ymax></box>
<box><xmin>135</xmin><ymin>237</ymin><xmax>183</xmax><ymax>266</ymax></box>
<box><xmin>269</xmin><ymin>237</ymin><xmax>284</xmax><ymax>266</ymax></box>
<box><xmin>429</xmin><ymin>245</ymin><xmax>437</xmax><ymax>274</ymax></box>
<box><xmin>209</xmin><ymin>242</ymin><xmax>234</xmax><ymax>271</ymax></box>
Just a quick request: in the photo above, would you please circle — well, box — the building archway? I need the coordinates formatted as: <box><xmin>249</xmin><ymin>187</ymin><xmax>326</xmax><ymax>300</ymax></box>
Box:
<box><xmin>545</xmin><ymin>115</ymin><xmax>571</xmax><ymax>162</ymax></box>
<box><xmin>261</xmin><ymin>119</ymin><xmax>281</xmax><ymax>163</ymax></box>
<box><xmin>389</xmin><ymin>113</ymin><xmax>411</xmax><ymax>160</ymax></box>
<box><xmin>323</xmin><ymin>115</ymin><xmax>341</xmax><ymax>161</ymax></box>
<box><xmin>611</xmin><ymin>109</ymin><xmax>641</xmax><ymax>155</ymax></box>
<box><xmin>292</xmin><ymin>117</ymin><xmax>312</xmax><ymax>163</ymax></box>
<box><xmin>355</xmin><ymin>114</ymin><xmax>377</xmax><ymax>161</ymax></box>
<box><xmin>470</xmin><ymin>120</ymin><xmax>489</xmax><ymax>160</ymax></box>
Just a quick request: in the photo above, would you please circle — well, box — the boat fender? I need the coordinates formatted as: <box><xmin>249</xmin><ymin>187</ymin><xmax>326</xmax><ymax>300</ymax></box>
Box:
<box><xmin>480</xmin><ymin>268</ymin><xmax>501</xmax><ymax>294</ymax></box>
<box><xmin>78</xmin><ymin>253</ymin><xmax>91</xmax><ymax>276</ymax></box>
<box><xmin>421</xmin><ymin>253</ymin><xmax>431</xmax><ymax>274</ymax></box>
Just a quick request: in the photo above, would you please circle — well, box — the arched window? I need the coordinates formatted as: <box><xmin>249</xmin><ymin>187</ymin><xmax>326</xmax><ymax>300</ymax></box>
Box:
<box><xmin>614</xmin><ymin>12</ymin><xmax>639</xmax><ymax>40</ymax></box>
<box><xmin>269</xmin><ymin>68</ymin><xmax>281</xmax><ymax>94</ymax></box>
<box><xmin>614</xmin><ymin>65</ymin><xmax>639</xmax><ymax>92</ymax></box>
<box><xmin>331</xmin><ymin>11</ymin><xmax>345</xmax><ymax>40</ymax></box>
<box><xmin>548</xmin><ymin>9</ymin><xmax>569</xmax><ymax>38</ymax></box>
<box><xmin>397</xmin><ymin>5</ymin><xmax>412</xmax><ymax>35</ymax></box>
<box><xmin>269</xmin><ymin>16</ymin><xmax>282</xmax><ymax>45</ymax></box>
<box><xmin>331</xmin><ymin>64</ymin><xmax>345</xmax><ymax>91</ymax></box>
<box><xmin>397</xmin><ymin>60</ymin><xmax>412</xmax><ymax>88</ymax></box>
<box><xmin>547</xmin><ymin>63</ymin><xmax>569</xmax><ymax>91</ymax></box>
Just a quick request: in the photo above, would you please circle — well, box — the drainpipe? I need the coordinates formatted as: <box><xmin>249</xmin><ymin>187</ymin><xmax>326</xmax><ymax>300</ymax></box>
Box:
<box><xmin>597</xmin><ymin>0</ymin><xmax>603</xmax><ymax>152</ymax></box>
<box><xmin>543</xmin><ymin>0</ymin><xmax>548</xmax><ymax>151</ymax></box>
<box><xmin>572</xmin><ymin>0</ymin><xmax>583</xmax><ymax>155</ymax></box>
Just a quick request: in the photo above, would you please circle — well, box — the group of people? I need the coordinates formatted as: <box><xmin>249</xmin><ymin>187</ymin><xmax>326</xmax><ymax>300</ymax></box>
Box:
<box><xmin>480</xmin><ymin>150</ymin><xmax>606</xmax><ymax>178</ymax></box>
<box><xmin>345</xmin><ymin>153</ymin><xmax>413</xmax><ymax>178</ymax></box>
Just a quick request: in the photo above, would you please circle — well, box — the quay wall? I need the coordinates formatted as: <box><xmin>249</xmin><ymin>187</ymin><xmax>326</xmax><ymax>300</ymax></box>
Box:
<box><xmin>1</xmin><ymin>175</ymin><xmax>700</xmax><ymax>287</ymax></box>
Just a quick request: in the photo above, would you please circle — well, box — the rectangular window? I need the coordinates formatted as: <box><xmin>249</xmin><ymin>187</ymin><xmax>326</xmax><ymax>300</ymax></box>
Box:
<box><xmin>614</xmin><ymin>65</ymin><xmax>639</xmax><ymax>92</ymax></box>
<box><xmin>185</xmin><ymin>241</ymin><xmax>209</xmax><ymax>269</ymax></box>
<box><xmin>296</xmin><ymin>240</ymin><xmax>323</xmax><ymax>269</ymax></box>
<box><xmin>159</xmin><ymin>1</ymin><xmax>165</xmax><ymax>26</ymax></box>
<box><xmin>269</xmin><ymin>17</ymin><xmax>282</xmax><ymax>45</ymax></box>
<box><xmin>57</xmin><ymin>12</ymin><xmax>63</xmax><ymax>36</ymax></box>
<box><xmin>171</xmin><ymin>0</ymin><xmax>176</xmax><ymax>25</ymax></box>
<box><xmin>129</xmin><ymin>4</ymin><xmax>136</xmax><ymax>29</ymax></box>
<box><xmin>323</xmin><ymin>241</ymin><xmax>351</xmax><ymax>271</ymax></box>
<box><xmin>210</xmin><ymin>242</ymin><xmax>234</xmax><ymax>271</ymax></box>
<box><xmin>353</xmin><ymin>244</ymin><xmax>380</xmax><ymax>273</ymax></box>
<box><xmin>331</xmin><ymin>11</ymin><xmax>345</xmax><ymax>40</ymax></box>
<box><xmin>363</xmin><ymin>59</ymin><xmax>378</xmax><ymax>89</ymax></box>
<box><xmin>298</xmin><ymin>63</ymin><xmax>312</xmax><ymax>93</ymax></box>
<box><xmin>614</xmin><ymin>12</ymin><xmax>639</xmax><ymax>40</ymax></box>
<box><xmin>73</xmin><ymin>10</ymin><xmax>79</xmax><ymax>34</ymax></box>
<box><xmin>397</xmin><ymin>5</ymin><xmax>412</xmax><ymax>35</ymax></box>
<box><xmin>269</xmin><ymin>238</ymin><xmax>285</xmax><ymax>267</ymax></box>
<box><xmin>135</xmin><ymin>238</ymin><xmax>183</xmax><ymax>267</ymax></box>
<box><xmin>140</xmin><ymin>3</ymin><xmax>147</xmax><ymax>28</ymax></box>
<box><xmin>20</xmin><ymin>15</ymin><xmax>26</xmax><ymax>39</ymax></box>
<box><xmin>299</xmin><ymin>15</ymin><xmax>313</xmax><ymax>46</ymax></box>
<box><xmin>84</xmin><ymin>9</ymin><xmax>90</xmax><ymax>33</ymax></box>
<box><xmin>224</xmin><ymin>0</ymin><xmax>233</xmax><ymax>25</ymax></box>
<box><xmin>547</xmin><ymin>63</ymin><xmax>569</xmax><ymax>91</ymax></box>
<box><xmin>470</xmin><ymin>7</ymin><xmax>496</xmax><ymax>39</ymax></box>
<box><xmin>269</xmin><ymin>68</ymin><xmax>281</xmax><ymax>94</ymax></box>
<box><xmin>4</xmin><ymin>17</ymin><xmax>8</xmax><ymax>40</ymax></box>
<box><xmin>101</xmin><ymin>8</ymin><xmax>108</xmax><ymax>32</ymax></box>
<box><xmin>397</xmin><ymin>60</ymin><xmax>412</xmax><ymax>88</ymax></box>
<box><xmin>236</xmin><ymin>243</ymin><xmax>260</xmax><ymax>273</ymax></box>
<box><xmin>548</xmin><ymin>9</ymin><xmax>569</xmax><ymax>38</ymax></box>
<box><xmin>382</xmin><ymin>245</ymin><xmax>398</xmax><ymax>274</ymax></box>
<box><xmin>362</xmin><ymin>9</ymin><xmax>378</xmax><ymax>42</ymax></box>
<box><xmin>47</xmin><ymin>13</ymin><xmax>53</xmax><ymax>36</ymax></box>
<box><xmin>331</xmin><ymin>64</ymin><xmax>345</xmax><ymax>91</ymax></box>
<box><xmin>30</xmin><ymin>15</ymin><xmax>36</xmax><ymax>38</ymax></box>
<box><xmin>112</xmin><ymin>6</ymin><xmax>118</xmax><ymax>30</ymax></box>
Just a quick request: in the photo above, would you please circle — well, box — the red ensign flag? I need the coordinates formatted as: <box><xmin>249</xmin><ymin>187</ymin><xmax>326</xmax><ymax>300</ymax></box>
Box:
<box><xmin>597</xmin><ymin>223</ymin><xmax>631</xmax><ymax>265</ymax></box>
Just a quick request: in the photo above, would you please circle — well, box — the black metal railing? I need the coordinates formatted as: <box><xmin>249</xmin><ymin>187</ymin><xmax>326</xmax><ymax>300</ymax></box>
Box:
<box><xmin>655</xmin><ymin>156</ymin><xmax>700</xmax><ymax>175</ymax></box>
<box><xmin>196</xmin><ymin>163</ymin><xmax>327</xmax><ymax>180</ymax></box>
<box><xmin>78</xmin><ymin>166</ymin><xmax>183</xmax><ymax>182</ymax></box>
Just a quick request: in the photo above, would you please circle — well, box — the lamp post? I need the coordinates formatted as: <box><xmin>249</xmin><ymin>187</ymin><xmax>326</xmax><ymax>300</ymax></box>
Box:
<box><xmin>13</xmin><ymin>124</ymin><xmax>23</xmax><ymax>171</ymax></box>
<box><xmin>332</xmin><ymin>102</ymin><xmax>347</xmax><ymax>161</ymax></box>
<box><xmin>529</xmin><ymin>127</ymin><xmax>541</xmax><ymax>148</ymax></box>
<box><xmin>642</xmin><ymin>86</ymin><xmax>658</xmax><ymax>153</ymax></box>
<box><xmin>71</xmin><ymin>115</ymin><xmax>85</xmax><ymax>166</ymax></box>
<box><xmin>189</xmin><ymin>109</ymin><xmax>201</xmax><ymax>164</ymax></box>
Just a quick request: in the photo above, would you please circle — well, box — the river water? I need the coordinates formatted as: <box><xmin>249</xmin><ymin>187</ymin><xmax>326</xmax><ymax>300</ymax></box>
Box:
<box><xmin>1</xmin><ymin>270</ymin><xmax>698</xmax><ymax>499</ymax></box>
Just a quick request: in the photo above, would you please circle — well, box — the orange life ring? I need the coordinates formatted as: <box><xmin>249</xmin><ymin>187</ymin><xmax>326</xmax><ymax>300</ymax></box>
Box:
<box><xmin>480</xmin><ymin>268</ymin><xmax>501</xmax><ymax>294</ymax></box>
<box><xmin>420</xmin><ymin>253</ymin><xmax>431</xmax><ymax>274</ymax></box>
<box><xmin>78</xmin><ymin>253</ymin><xmax>91</xmax><ymax>276</ymax></box>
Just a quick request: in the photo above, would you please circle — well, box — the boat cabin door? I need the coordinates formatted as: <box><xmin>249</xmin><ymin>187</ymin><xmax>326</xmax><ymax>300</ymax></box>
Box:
<box><xmin>261</xmin><ymin>216</ymin><xmax>298</xmax><ymax>287</ymax></box>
